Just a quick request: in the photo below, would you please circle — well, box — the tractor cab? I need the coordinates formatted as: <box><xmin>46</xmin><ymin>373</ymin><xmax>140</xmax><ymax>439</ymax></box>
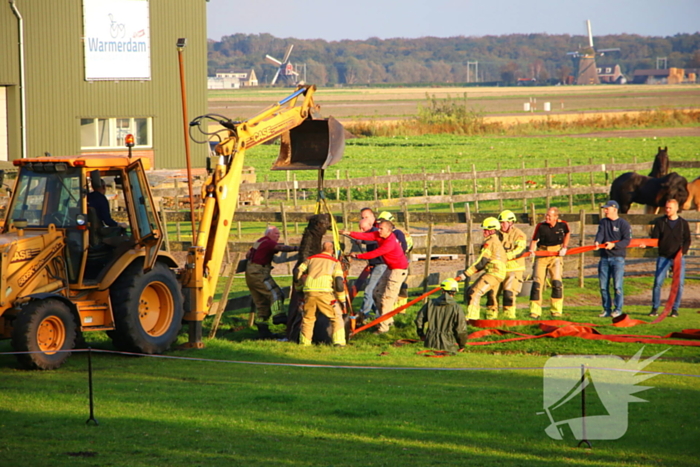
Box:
<box><xmin>5</xmin><ymin>155</ymin><xmax>164</xmax><ymax>287</ymax></box>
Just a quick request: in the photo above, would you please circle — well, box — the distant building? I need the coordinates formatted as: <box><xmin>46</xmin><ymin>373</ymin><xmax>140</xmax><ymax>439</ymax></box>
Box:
<box><xmin>0</xmin><ymin>0</ymin><xmax>207</xmax><ymax>168</ymax></box>
<box><xmin>631</xmin><ymin>68</ymin><xmax>699</xmax><ymax>84</ymax></box>
<box><xmin>596</xmin><ymin>64</ymin><xmax>626</xmax><ymax>84</ymax></box>
<box><xmin>208</xmin><ymin>69</ymin><xmax>258</xmax><ymax>89</ymax></box>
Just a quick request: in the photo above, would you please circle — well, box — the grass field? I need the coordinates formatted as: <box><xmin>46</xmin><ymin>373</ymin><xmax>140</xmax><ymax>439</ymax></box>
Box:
<box><xmin>1</xmin><ymin>274</ymin><xmax>700</xmax><ymax>466</ymax></box>
<box><xmin>241</xmin><ymin>132</ymin><xmax>700</xmax><ymax>191</ymax></box>
<box><xmin>2</xmin><ymin>86</ymin><xmax>700</xmax><ymax>466</ymax></box>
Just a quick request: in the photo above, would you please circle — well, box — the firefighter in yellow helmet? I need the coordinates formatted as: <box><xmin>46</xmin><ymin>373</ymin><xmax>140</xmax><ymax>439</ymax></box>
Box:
<box><xmin>487</xmin><ymin>210</ymin><xmax>528</xmax><ymax>319</ymax></box>
<box><xmin>295</xmin><ymin>241</ymin><xmax>347</xmax><ymax>346</ymax></box>
<box><xmin>414</xmin><ymin>278</ymin><xmax>468</xmax><ymax>353</ymax></box>
<box><xmin>458</xmin><ymin>217</ymin><xmax>507</xmax><ymax>320</ymax></box>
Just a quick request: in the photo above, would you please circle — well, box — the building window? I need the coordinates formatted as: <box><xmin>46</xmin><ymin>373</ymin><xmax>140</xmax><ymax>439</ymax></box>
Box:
<box><xmin>80</xmin><ymin>117</ymin><xmax>152</xmax><ymax>149</ymax></box>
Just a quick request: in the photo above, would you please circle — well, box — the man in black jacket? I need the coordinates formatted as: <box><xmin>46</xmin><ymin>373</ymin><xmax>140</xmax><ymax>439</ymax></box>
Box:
<box><xmin>649</xmin><ymin>199</ymin><xmax>691</xmax><ymax>317</ymax></box>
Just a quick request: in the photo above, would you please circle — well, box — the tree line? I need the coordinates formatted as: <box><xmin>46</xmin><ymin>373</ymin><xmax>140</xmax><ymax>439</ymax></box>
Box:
<box><xmin>207</xmin><ymin>32</ymin><xmax>700</xmax><ymax>86</ymax></box>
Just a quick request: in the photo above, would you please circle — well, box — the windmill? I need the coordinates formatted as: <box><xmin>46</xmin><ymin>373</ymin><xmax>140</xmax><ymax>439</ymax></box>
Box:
<box><xmin>567</xmin><ymin>20</ymin><xmax>620</xmax><ymax>85</ymax></box>
<box><xmin>265</xmin><ymin>44</ymin><xmax>299</xmax><ymax>86</ymax></box>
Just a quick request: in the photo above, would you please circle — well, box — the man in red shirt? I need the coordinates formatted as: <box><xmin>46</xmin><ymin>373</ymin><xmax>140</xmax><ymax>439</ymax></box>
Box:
<box><xmin>245</xmin><ymin>226</ymin><xmax>298</xmax><ymax>325</ymax></box>
<box><xmin>342</xmin><ymin>220</ymin><xmax>408</xmax><ymax>334</ymax></box>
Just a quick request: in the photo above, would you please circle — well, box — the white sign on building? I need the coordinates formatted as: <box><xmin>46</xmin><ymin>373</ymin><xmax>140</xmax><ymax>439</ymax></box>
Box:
<box><xmin>83</xmin><ymin>0</ymin><xmax>151</xmax><ymax>80</ymax></box>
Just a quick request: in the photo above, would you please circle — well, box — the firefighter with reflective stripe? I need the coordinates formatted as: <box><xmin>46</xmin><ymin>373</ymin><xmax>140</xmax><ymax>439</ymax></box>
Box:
<box><xmin>528</xmin><ymin>207</ymin><xmax>570</xmax><ymax>319</ymax></box>
<box><xmin>415</xmin><ymin>278</ymin><xmax>468</xmax><ymax>353</ymax></box>
<box><xmin>295</xmin><ymin>241</ymin><xmax>347</xmax><ymax>346</ymax></box>
<box><xmin>488</xmin><ymin>210</ymin><xmax>527</xmax><ymax>319</ymax></box>
<box><xmin>458</xmin><ymin>217</ymin><xmax>507</xmax><ymax>320</ymax></box>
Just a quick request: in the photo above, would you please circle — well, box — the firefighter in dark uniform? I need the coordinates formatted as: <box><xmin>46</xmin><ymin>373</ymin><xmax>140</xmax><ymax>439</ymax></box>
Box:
<box><xmin>415</xmin><ymin>278</ymin><xmax>469</xmax><ymax>354</ymax></box>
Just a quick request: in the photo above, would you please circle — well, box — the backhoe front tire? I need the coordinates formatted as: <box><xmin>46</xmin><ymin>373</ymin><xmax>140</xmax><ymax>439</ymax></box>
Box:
<box><xmin>110</xmin><ymin>262</ymin><xmax>183</xmax><ymax>354</ymax></box>
<box><xmin>11</xmin><ymin>299</ymin><xmax>77</xmax><ymax>370</ymax></box>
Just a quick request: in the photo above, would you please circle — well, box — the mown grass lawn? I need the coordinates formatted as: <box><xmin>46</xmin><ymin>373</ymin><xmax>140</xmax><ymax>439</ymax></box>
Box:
<box><xmin>1</xmin><ymin>274</ymin><xmax>699</xmax><ymax>466</ymax></box>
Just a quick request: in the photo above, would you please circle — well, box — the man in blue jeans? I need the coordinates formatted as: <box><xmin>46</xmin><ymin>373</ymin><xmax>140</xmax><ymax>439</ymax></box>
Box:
<box><xmin>649</xmin><ymin>199</ymin><xmax>691</xmax><ymax>318</ymax></box>
<box><xmin>357</xmin><ymin>211</ymin><xmax>387</xmax><ymax>318</ymax></box>
<box><xmin>594</xmin><ymin>200</ymin><xmax>632</xmax><ymax>318</ymax></box>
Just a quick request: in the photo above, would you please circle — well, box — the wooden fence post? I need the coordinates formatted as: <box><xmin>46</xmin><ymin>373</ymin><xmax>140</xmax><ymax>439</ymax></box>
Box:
<box><xmin>496</xmin><ymin>162</ymin><xmax>503</xmax><ymax>212</ymax></box>
<box><xmin>578</xmin><ymin>209</ymin><xmax>586</xmax><ymax>288</ymax></box>
<box><xmin>423</xmin><ymin>222</ymin><xmax>434</xmax><ymax>294</ymax></box>
<box><xmin>447</xmin><ymin>166</ymin><xmax>454</xmax><ymax>213</ymax></box>
<box><xmin>293</xmin><ymin>173</ymin><xmax>298</xmax><ymax>208</ymax></box>
<box><xmin>346</xmin><ymin>170</ymin><xmax>352</xmax><ymax>203</ymax></box>
<box><xmin>521</xmin><ymin>160</ymin><xmax>527</xmax><ymax>213</ymax></box>
<box><xmin>336</xmin><ymin>169</ymin><xmax>340</xmax><ymax>201</ymax></box>
<box><xmin>589</xmin><ymin>157</ymin><xmax>596</xmax><ymax>210</ymax></box>
<box><xmin>567</xmin><ymin>158</ymin><xmax>573</xmax><ymax>213</ymax></box>
<box><xmin>472</xmin><ymin>164</ymin><xmax>479</xmax><ymax>213</ymax></box>
<box><xmin>280</xmin><ymin>202</ymin><xmax>292</xmax><ymax>275</ymax></box>
<box><xmin>159</xmin><ymin>199</ymin><xmax>170</xmax><ymax>253</ymax></box>
<box><xmin>609</xmin><ymin>157</ymin><xmax>615</xmax><ymax>184</ymax></box>
<box><xmin>464</xmin><ymin>203</ymin><xmax>473</xmax><ymax>303</ymax></box>
<box><xmin>373</xmin><ymin>169</ymin><xmax>378</xmax><ymax>201</ymax></box>
<box><xmin>237</xmin><ymin>221</ymin><xmax>242</xmax><ymax>240</ymax></box>
<box><xmin>173</xmin><ymin>181</ymin><xmax>181</xmax><ymax>242</ymax></box>
<box><xmin>342</xmin><ymin>201</ymin><xmax>349</xmax><ymax>229</ymax></box>
<box><xmin>530</xmin><ymin>202</ymin><xmax>537</xmax><ymax>226</ymax></box>
<box><xmin>402</xmin><ymin>200</ymin><xmax>410</xmax><ymax>232</ymax></box>
<box><xmin>264</xmin><ymin>174</ymin><xmax>269</xmax><ymax>208</ymax></box>
<box><xmin>441</xmin><ymin>169</ymin><xmax>445</xmax><ymax>196</ymax></box>
<box><xmin>387</xmin><ymin>169</ymin><xmax>392</xmax><ymax>200</ymax></box>
<box><xmin>399</xmin><ymin>168</ymin><xmax>404</xmax><ymax>199</ymax></box>
<box><xmin>545</xmin><ymin>159</ymin><xmax>551</xmax><ymax>209</ymax></box>
<box><xmin>293</xmin><ymin>173</ymin><xmax>299</xmax><ymax>234</ymax></box>
<box><xmin>286</xmin><ymin>171</ymin><xmax>291</xmax><ymax>201</ymax></box>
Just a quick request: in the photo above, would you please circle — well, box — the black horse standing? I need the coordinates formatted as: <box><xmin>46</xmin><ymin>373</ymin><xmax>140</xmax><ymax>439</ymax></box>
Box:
<box><xmin>609</xmin><ymin>171</ymin><xmax>689</xmax><ymax>214</ymax></box>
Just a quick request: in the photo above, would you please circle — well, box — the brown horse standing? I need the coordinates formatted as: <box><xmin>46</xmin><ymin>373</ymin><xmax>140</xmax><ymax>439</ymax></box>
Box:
<box><xmin>682</xmin><ymin>176</ymin><xmax>700</xmax><ymax>234</ymax></box>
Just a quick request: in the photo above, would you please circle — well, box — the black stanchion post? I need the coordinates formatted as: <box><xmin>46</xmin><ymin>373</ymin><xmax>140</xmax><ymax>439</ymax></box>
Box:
<box><xmin>85</xmin><ymin>347</ymin><xmax>99</xmax><ymax>426</ymax></box>
<box><xmin>577</xmin><ymin>363</ymin><xmax>591</xmax><ymax>448</ymax></box>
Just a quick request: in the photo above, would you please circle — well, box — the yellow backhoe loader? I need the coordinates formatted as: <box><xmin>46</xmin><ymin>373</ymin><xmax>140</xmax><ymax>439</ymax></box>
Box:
<box><xmin>0</xmin><ymin>85</ymin><xmax>343</xmax><ymax>369</ymax></box>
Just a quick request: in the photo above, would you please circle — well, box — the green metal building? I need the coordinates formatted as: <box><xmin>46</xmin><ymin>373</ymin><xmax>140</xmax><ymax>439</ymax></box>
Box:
<box><xmin>0</xmin><ymin>0</ymin><xmax>208</xmax><ymax>168</ymax></box>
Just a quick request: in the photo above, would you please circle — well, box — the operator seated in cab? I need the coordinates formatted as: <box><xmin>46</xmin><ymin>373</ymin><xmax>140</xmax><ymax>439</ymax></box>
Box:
<box><xmin>86</xmin><ymin>171</ymin><xmax>129</xmax><ymax>250</ymax></box>
<box><xmin>87</xmin><ymin>171</ymin><xmax>126</xmax><ymax>230</ymax></box>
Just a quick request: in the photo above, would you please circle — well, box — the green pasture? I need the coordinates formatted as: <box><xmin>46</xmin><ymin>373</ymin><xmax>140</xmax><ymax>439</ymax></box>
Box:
<box><xmin>164</xmin><ymin>132</ymin><xmax>700</xmax><ymax>262</ymax></box>
<box><xmin>2</xmin><ymin>276</ymin><xmax>700</xmax><ymax>466</ymax></box>
<box><xmin>199</xmin><ymin>133</ymin><xmax>700</xmax><ymax>236</ymax></box>
<box><xmin>242</xmin><ymin>133</ymin><xmax>700</xmax><ymax>185</ymax></box>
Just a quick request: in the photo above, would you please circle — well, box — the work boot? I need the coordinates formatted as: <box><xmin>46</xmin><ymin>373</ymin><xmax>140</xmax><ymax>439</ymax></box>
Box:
<box><xmin>648</xmin><ymin>308</ymin><xmax>658</xmax><ymax>317</ymax></box>
<box><xmin>670</xmin><ymin>310</ymin><xmax>679</xmax><ymax>318</ymax></box>
<box><xmin>256</xmin><ymin>322</ymin><xmax>274</xmax><ymax>339</ymax></box>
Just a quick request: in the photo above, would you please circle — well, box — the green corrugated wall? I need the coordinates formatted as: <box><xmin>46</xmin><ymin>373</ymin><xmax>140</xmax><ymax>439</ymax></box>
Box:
<box><xmin>0</xmin><ymin>0</ymin><xmax>208</xmax><ymax>168</ymax></box>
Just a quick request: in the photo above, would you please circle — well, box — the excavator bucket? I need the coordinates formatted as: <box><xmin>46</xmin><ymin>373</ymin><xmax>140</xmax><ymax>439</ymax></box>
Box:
<box><xmin>272</xmin><ymin>117</ymin><xmax>344</xmax><ymax>170</ymax></box>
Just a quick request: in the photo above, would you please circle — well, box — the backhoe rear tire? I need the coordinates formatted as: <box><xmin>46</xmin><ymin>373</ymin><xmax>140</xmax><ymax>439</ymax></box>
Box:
<box><xmin>109</xmin><ymin>261</ymin><xmax>183</xmax><ymax>354</ymax></box>
<box><xmin>11</xmin><ymin>299</ymin><xmax>77</xmax><ymax>370</ymax></box>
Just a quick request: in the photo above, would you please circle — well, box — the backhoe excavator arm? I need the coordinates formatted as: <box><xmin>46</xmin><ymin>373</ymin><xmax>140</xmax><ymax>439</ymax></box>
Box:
<box><xmin>181</xmin><ymin>85</ymin><xmax>344</xmax><ymax>346</ymax></box>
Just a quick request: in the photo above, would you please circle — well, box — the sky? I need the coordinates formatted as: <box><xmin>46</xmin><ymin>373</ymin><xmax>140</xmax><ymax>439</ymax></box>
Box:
<box><xmin>207</xmin><ymin>0</ymin><xmax>700</xmax><ymax>42</ymax></box>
